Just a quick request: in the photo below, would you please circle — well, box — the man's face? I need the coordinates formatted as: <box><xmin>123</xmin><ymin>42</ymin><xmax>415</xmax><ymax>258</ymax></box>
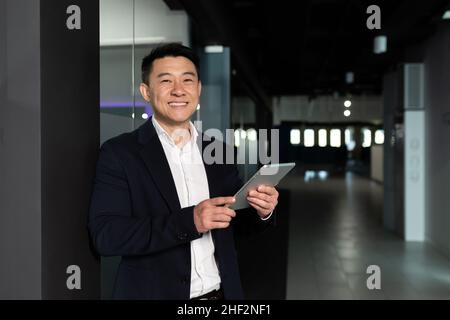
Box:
<box><xmin>141</xmin><ymin>56</ymin><xmax>201</xmax><ymax>127</ymax></box>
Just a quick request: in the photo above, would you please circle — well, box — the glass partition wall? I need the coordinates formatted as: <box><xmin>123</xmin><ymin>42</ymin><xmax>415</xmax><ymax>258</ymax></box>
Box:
<box><xmin>100</xmin><ymin>0</ymin><xmax>136</xmax><ymax>299</ymax></box>
<box><xmin>99</xmin><ymin>0</ymin><xmax>190</xmax><ymax>298</ymax></box>
<box><xmin>100</xmin><ymin>0</ymin><xmax>157</xmax><ymax>146</ymax></box>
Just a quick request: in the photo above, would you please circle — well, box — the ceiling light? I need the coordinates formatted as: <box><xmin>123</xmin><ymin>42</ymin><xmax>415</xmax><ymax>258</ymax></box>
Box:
<box><xmin>142</xmin><ymin>113</ymin><xmax>149</xmax><ymax>120</ymax></box>
<box><xmin>205</xmin><ymin>45</ymin><xmax>224</xmax><ymax>53</ymax></box>
<box><xmin>344</xmin><ymin>110</ymin><xmax>351</xmax><ymax>117</ymax></box>
<box><xmin>344</xmin><ymin>100</ymin><xmax>352</xmax><ymax>108</ymax></box>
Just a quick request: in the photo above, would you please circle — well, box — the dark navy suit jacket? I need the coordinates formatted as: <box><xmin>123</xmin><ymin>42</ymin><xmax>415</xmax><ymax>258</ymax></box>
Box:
<box><xmin>88</xmin><ymin>118</ymin><xmax>273</xmax><ymax>299</ymax></box>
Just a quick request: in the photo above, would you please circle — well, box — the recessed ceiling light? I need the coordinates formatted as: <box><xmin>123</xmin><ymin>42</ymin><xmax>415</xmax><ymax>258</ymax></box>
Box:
<box><xmin>344</xmin><ymin>100</ymin><xmax>352</xmax><ymax>108</ymax></box>
<box><xmin>344</xmin><ymin>110</ymin><xmax>351</xmax><ymax>117</ymax></box>
<box><xmin>205</xmin><ymin>45</ymin><xmax>224</xmax><ymax>53</ymax></box>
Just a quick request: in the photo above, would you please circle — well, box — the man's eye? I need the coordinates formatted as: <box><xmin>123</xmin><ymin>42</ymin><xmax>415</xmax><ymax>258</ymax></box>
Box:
<box><xmin>161</xmin><ymin>79</ymin><xmax>171</xmax><ymax>83</ymax></box>
<box><xmin>184</xmin><ymin>79</ymin><xmax>194</xmax><ymax>82</ymax></box>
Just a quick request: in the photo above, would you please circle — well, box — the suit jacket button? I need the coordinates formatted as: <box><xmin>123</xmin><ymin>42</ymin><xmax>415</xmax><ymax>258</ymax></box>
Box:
<box><xmin>178</xmin><ymin>233</ymin><xmax>187</xmax><ymax>240</ymax></box>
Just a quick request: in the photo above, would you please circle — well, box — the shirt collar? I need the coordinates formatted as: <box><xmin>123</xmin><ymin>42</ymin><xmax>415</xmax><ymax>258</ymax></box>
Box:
<box><xmin>151</xmin><ymin>116</ymin><xmax>198</xmax><ymax>147</ymax></box>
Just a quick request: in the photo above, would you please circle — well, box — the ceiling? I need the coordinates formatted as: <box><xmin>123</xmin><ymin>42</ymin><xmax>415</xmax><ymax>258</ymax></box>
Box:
<box><xmin>167</xmin><ymin>0</ymin><xmax>449</xmax><ymax>103</ymax></box>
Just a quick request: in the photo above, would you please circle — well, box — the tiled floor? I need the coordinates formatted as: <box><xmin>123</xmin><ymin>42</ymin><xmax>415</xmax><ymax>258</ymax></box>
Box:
<box><xmin>280</xmin><ymin>170</ymin><xmax>450</xmax><ymax>300</ymax></box>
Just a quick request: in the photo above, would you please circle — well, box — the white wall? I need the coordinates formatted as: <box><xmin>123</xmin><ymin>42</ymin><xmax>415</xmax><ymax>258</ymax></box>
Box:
<box><xmin>273</xmin><ymin>95</ymin><xmax>382</xmax><ymax>125</ymax></box>
<box><xmin>424</xmin><ymin>24</ymin><xmax>450</xmax><ymax>256</ymax></box>
<box><xmin>100</xmin><ymin>0</ymin><xmax>189</xmax><ymax>45</ymax></box>
<box><xmin>404</xmin><ymin>110</ymin><xmax>425</xmax><ymax>241</ymax></box>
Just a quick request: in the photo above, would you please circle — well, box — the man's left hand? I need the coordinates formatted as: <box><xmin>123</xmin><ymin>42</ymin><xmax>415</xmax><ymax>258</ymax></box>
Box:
<box><xmin>246</xmin><ymin>185</ymin><xmax>279</xmax><ymax>219</ymax></box>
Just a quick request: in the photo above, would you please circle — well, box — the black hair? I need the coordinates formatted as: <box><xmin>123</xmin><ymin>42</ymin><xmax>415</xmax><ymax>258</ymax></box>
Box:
<box><xmin>141</xmin><ymin>43</ymin><xmax>201</xmax><ymax>84</ymax></box>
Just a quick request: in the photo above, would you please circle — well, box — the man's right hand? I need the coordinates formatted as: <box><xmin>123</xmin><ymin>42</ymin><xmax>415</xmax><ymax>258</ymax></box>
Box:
<box><xmin>193</xmin><ymin>197</ymin><xmax>237</xmax><ymax>233</ymax></box>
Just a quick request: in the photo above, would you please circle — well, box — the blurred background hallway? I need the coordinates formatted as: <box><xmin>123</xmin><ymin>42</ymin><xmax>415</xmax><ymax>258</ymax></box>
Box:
<box><xmin>282</xmin><ymin>168</ymin><xmax>450</xmax><ymax>299</ymax></box>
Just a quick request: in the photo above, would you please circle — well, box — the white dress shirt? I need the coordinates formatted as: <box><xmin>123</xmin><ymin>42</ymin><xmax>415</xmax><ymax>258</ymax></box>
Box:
<box><xmin>151</xmin><ymin>116</ymin><xmax>221</xmax><ymax>299</ymax></box>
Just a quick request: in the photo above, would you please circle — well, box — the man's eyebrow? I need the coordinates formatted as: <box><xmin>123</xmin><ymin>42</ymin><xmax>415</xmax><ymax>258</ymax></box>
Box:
<box><xmin>156</xmin><ymin>71</ymin><xmax>197</xmax><ymax>78</ymax></box>
<box><xmin>156</xmin><ymin>72</ymin><xmax>172</xmax><ymax>78</ymax></box>
<box><xmin>183</xmin><ymin>71</ymin><xmax>197</xmax><ymax>77</ymax></box>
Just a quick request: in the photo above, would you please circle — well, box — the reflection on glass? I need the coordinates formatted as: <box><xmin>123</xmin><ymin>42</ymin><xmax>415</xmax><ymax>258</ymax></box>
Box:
<box><xmin>345</xmin><ymin>127</ymin><xmax>355</xmax><ymax>151</ymax></box>
<box><xmin>304</xmin><ymin>170</ymin><xmax>329</xmax><ymax>182</ymax></box>
<box><xmin>304</xmin><ymin>170</ymin><xmax>316</xmax><ymax>182</ymax></box>
<box><xmin>318</xmin><ymin>170</ymin><xmax>329</xmax><ymax>180</ymax></box>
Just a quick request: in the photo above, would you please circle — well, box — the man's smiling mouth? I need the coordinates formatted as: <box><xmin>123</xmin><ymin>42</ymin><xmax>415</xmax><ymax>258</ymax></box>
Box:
<box><xmin>168</xmin><ymin>102</ymin><xmax>189</xmax><ymax>107</ymax></box>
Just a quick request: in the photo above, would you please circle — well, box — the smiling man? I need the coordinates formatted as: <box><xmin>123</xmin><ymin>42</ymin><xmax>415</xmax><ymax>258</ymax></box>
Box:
<box><xmin>88</xmin><ymin>43</ymin><xmax>279</xmax><ymax>300</ymax></box>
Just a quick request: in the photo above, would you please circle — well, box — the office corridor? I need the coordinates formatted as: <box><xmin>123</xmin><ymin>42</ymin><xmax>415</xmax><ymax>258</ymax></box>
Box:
<box><xmin>281</xmin><ymin>170</ymin><xmax>450</xmax><ymax>300</ymax></box>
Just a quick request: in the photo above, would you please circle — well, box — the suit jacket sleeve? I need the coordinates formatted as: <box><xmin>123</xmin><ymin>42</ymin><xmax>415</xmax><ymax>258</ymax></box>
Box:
<box><xmin>88</xmin><ymin>141</ymin><xmax>201</xmax><ymax>257</ymax></box>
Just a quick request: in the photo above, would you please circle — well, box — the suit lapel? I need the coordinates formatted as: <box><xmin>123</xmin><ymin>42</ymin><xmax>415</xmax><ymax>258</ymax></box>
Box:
<box><xmin>138</xmin><ymin>119</ymin><xmax>181</xmax><ymax>213</ymax></box>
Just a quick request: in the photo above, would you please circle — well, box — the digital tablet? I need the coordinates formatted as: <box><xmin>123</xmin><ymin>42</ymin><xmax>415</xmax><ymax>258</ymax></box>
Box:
<box><xmin>229</xmin><ymin>163</ymin><xmax>296</xmax><ymax>210</ymax></box>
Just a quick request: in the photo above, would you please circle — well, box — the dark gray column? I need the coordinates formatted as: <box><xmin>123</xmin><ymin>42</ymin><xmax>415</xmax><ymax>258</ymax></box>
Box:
<box><xmin>40</xmin><ymin>0</ymin><xmax>100</xmax><ymax>299</ymax></box>
<box><xmin>383</xmin><ymin>71</ymin><xmax>397</xmax><ymax>232</ymax></box>
<box><xmin>0</xmin><ymin>0</ymin><xmax>100</xmax><ymax>299</ymax></box>
<box><xmin>0</xmin><ymin>0</ymin><xmax>42</xmax><ymax>300</ymax></box>
<box><xmin>383</xmin><ymin>70</ymin><xmax>404</xmax><ymax>236</ymax></box>
<box><xmin>424</xmin><ymin>24</ymin><xmax>450</xmax><ymax>255</ymax></box>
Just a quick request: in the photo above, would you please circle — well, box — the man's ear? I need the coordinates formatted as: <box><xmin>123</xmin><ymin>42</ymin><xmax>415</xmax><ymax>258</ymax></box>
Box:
<box><xmin>139</xmin><ymin>83</ymin><xmax>151</xmax><ymax>102</ymax></box>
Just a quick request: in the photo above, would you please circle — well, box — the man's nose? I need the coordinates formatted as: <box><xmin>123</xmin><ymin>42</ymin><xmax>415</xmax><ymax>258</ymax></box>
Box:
<box><xmin>171</xmin><ymin>81</ymin><xmax>185</xmax><ymax>96</ymax></box>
